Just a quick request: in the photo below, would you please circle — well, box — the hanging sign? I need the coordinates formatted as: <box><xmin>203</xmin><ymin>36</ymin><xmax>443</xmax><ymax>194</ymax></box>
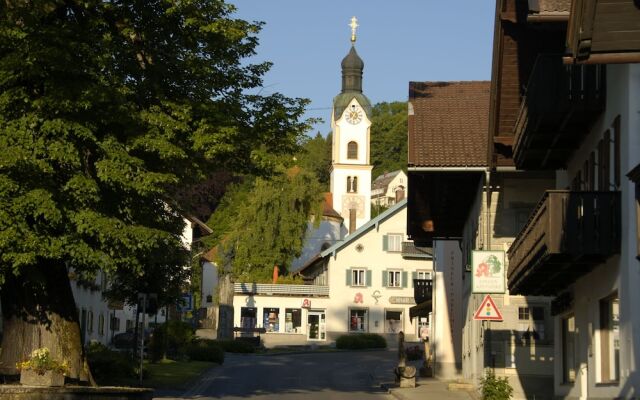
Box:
<box><xmin>471</xmin><ymin>250</ymin><xmax>506</xmax><ymax>293</ymax></box>
<box><xmin>473</xmin><ymin>294</ymin><xmax>503</xmax><ymax>321</ymax></box>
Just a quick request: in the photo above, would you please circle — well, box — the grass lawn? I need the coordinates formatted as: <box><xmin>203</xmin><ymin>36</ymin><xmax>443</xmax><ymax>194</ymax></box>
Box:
<box><xmin>103</xmin><ymin>359</ymin><xmax>217</xmax><ymax>390</ymax></box>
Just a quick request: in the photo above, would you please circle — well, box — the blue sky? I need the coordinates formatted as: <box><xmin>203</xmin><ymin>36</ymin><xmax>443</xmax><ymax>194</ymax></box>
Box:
<box><xmin>229</xmin><ymin>1</ymin><xmax>496</xmax><ymax>136</ymax></box>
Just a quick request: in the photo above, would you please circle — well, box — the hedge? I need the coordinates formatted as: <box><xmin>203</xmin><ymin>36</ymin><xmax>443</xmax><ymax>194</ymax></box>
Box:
<box><xmin>335</xmin><ymin>333</ymin><xmax>387</xmax><ymax>349</ymax></box>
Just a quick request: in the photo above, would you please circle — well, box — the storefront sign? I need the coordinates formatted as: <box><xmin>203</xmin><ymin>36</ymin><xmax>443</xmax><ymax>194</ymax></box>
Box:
<box><xmin>471</xmin><ymin>250</ymin><xmax>505</xmax><ymax>293</ymax></box>
<box><xmin>302</xmin><ymin>298</ymin><xmax>311</xmax><ymax>308</ymax></box>
<box><xmin>389</xmin><ymin>296</ymin><xmax>416</xmax><ymax>305</ymax></box>
<box><xmin>354</xmin><ymin>292</ymin><xmax>363</xmax><ymax>304</ymax></box>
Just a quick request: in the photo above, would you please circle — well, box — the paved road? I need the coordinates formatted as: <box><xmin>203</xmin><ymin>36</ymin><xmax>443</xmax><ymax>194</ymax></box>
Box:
<box><xmin>155</xmin><ymin>350</ymin><xmax>397</xmax><ymax>400</ymax></box>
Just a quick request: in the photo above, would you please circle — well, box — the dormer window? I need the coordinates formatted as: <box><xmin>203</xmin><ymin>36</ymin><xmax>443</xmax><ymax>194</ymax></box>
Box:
<box><xmin>347</xmin><ymin>141</ymin><xmax>358</xmax><ymax>159</ymax></box>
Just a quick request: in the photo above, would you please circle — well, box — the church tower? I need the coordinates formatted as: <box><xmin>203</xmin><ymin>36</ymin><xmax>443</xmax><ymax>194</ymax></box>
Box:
<box><xmin>329</xmin><ymin>17</ymin><xmax>373</xmax><ymax>234</ymax></box>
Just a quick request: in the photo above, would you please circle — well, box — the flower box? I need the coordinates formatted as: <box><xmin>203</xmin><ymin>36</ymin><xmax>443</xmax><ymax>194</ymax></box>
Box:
<box><xmin>20</xmin><ymin>369</ymin><xmax>65</xmax><ymax>387</ymax></box>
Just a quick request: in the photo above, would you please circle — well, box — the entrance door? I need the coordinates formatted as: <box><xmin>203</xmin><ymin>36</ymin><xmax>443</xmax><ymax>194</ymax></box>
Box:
<box><xmin>307</xmin><ymin>311</ymin><xmax>326</xmax><ymax>340</ymax></box>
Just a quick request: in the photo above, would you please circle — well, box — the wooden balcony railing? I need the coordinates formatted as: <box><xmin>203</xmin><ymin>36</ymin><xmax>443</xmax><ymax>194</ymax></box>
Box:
<box><xmin>512</xmin><ymin>54</ymin><xmax>605</xmax><ymax>169</ymax></box>
<box><xmin>234</xmin><ymin>283</ymin><xmax>329</xmax><ymax>297</ymax></box>
<box><xmin>413</xmin><ymin>279</ymin><xmax>433</xmax><ymax>304</ymax></box>
<box><xmin>507</xmin><ymin>191</ymin><xmax>620</xmax><ymax>295</ymax></box>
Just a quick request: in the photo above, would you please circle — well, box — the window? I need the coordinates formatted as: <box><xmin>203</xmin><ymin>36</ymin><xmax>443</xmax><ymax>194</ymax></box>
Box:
<box><xmin>98</xmin><ymin>314</ymin><xmax>104</xmax><ymax>336</ymax></box>
<box><xmin>285</xmin><ymin>308</ymin><xmax>302</xmax><ymax>333</ymax></box>
<box><xmin>613</xmin><ymin>115</ymin><xmax>621</xmax><ymax>188</ymax></box>
<box><xmin>349</xmin><ymin>309</ymin><xmax>368</xmax><ymax>332</ymax></box>
<box><xmin>562</xmin><ymin>314</ymin><xmax>576</xmax><ymax>383</ymax></box>
<box><xmin>384</xmin><ymin>234</ymin><xmax>402</xmax><ymax>252</ymax></box>
<box><xmin>110</xmin><ymin>316</ymin><xmax>120</xmax><ymax>332</ymax></box>
<box><xmin>416</xmin><ymin>270</ymin><xmax>431</xmax><ymax>280</ymax></box>
<box><xmin>599</xmin><ymin>293</ymin><xmax>620</xmax><ymax>383</ymax></box>
<box><xmin>352</xmin><ymin>176</ymin><xmax>358</xmax><ymax>193</ymax></box>
<box><xmin>350</xmin><ymin>268</ymin><xmax>366</xmax><ymax>286</ymax></box>
<box><xmin>240</xmin><ymin>307</ymin><xmax>257</xmax><ymax>329</ymax></box>
<box><xmin>263</xmin><ymin>307</ymin><xmax>280</xmax><ymax>333</ymax></box>
<box><xmin>517</xmin><ymin>306</ymin><xmax>545</xmax><ymax>341</ymax></box>
<box><xmin>385</xmin><ymin>310</ymin><xmax>403</xmax><ymax>333</ymax></box>
<box><xmin>387</xmin><ymin>270</ymin><xmax>401</xmax><ymax>287</ymax></box>
<box><xmin>347</xmin><ymin>141</ymin><xmax>358</xmax><ymax>159</ymax></box>
<box><xmin>599</xmin><ymin>134</ymin><xmax>611</xmax><ymax>191</ymax></box>
<box><xmin>87</xmin><ymin>310</ymin><xmax>94</xmax><ymax>334</ymax></box>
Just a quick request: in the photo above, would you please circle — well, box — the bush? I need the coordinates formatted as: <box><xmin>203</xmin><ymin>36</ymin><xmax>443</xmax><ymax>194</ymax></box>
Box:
<box><xmin>335</xmin><ymin>333</ymin><xmax>387</xmax><ymax>350</ymax></box>
<box><xmin>149</xmin><ymin>320</ymin><xmax>195</xmax><ymax>361</ymax></box>
<box><xmin>480</xmin><ymin>370</ymin><xmax>514</xmax><ymax>400</ymax></box>
<box><xmin>215</xmin><ymin>339</ymin><xmax>256</xmax><ymax>353</ymax></box>
<box><xmin>87</xmin><ymin>342</ymin><xmax>136</xmax><ymax>383</ymax></box>
<box><xmin>186</xmin><ymin>340</ymin><xmax>224</xmax><ymax>364</ymax></box>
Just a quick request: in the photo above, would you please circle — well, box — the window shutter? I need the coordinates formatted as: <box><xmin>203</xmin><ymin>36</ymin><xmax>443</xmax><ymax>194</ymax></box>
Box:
<box><xmin>411</xmin><ymin>272</ymin><xmax>417</xmax><ymax>287</ymax></box>
<box><xmin>346</xmin><ymin>269</ymin><xmax>352</xmax><ymax>286</ymax></box>
<box><xmin>382</xmin><ymin>271</ymin><xmax>388</xmax><ymax>287</ymax></box>
<box><xmin>366</xmin><ymin>270</ymin><xmax>372</xmax><ymax>287</ymax></box>
<box><xmin>402</xmin><ymin>271</ymin><xmax>408</xmax><ymax>288</ymax></box>
<box><xmin>382</xmin><ymin>235</ymin><xmax>389</xmax><ymax>251</ymax></box>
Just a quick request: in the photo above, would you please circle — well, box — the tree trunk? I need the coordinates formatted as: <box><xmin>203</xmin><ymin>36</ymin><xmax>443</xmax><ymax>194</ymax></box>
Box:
<box><xmin>0</xmin><ymin>263</ymin><xmax>91</xmax><ymax>382</ymax></box>
<box><xmin>216</xmin><ymin>274</ymin><xmax>234</xmax><ymax>340</ymax></box>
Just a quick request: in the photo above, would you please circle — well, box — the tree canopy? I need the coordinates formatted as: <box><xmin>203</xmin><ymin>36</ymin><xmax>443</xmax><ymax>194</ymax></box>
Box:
<box><xmin>205</xmin><ymin>166</ymin><xmax>323</xmax><ymax>282</ymax></box>
<box><xmin>0</xmin><ymin>0</ymin><xmax>311</xmax><ymax>378</ymax></box>
<box><xmin>370</xmin><ymin>101</ymin><xmax>408</xmax><ymax>178</ymax></box>
<box><xmin>297</xmin><ymin>132</ymin><xmax>332</xmax><ymax>190</ymax></box>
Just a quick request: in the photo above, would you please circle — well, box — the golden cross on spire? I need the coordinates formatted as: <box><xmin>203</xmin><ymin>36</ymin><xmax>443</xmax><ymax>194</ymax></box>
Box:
<box><xmin>349</xmin><ymin>16</ymin><xmax>359</xmax><ymax>43</ymax></box>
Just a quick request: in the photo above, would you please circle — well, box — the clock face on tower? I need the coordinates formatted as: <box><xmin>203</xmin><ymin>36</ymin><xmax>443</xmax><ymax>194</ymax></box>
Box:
<box><xmin>345</xmin><ymin>104</ymin><xmax>363</xmax><ymax>125</ymax></box>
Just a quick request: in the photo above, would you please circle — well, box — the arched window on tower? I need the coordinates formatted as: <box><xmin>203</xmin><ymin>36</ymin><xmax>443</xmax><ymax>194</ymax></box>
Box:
<box><xmin>352</xmin><ymin>176</ymin><xmax>358</xmax><ymax>193</ymax></box>
<box><xmin>347</xmin><ymin>176</ymin><xmax>352</xmax><ymax>193</ymax></box>
<box><xmin>347</xmin><ymin>141</ymin><xmax>358</xmax><ymax>160</ymax></box>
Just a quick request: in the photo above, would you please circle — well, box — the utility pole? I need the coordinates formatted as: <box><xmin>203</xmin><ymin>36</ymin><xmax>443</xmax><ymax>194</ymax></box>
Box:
<box><xmin>138</xmin><ymin>293</ymin><xmax>147</xmax><ymax>386</ymax></box>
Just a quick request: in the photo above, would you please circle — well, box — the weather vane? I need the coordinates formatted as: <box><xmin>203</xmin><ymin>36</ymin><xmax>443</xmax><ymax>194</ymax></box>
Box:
<box><xmin>349</xmin><ymin>16</ymin><xmax>359</xmax><ymax>43</ymax></box>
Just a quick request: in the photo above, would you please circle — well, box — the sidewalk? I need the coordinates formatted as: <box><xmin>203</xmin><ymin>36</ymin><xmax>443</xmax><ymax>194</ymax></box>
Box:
<box><xmin>385</xmin><ymin>377</ymin><xmax>477</xmax><ymax>400</ymax></box>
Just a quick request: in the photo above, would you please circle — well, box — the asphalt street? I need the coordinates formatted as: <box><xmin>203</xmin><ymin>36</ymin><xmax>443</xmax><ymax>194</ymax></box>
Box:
<box><xmin>154</xmin><ymin>350</ymin><xmax>398</xmax><ymax>400</ymax></box>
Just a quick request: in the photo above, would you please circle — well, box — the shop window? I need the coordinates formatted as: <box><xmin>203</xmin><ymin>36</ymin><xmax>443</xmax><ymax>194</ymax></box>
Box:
<box><xmin>349</xmin><ymin>308</ymin><xmax>368</xmax><ymax>332</ymax></box>
<box><xmin>599</xmin><ymin>293</ymin><xmax>620</xmax><ymax>383</ymax></box>
<box><xmin>263</xmin><ymin>307</ymin><xmax>280</xmax><ymax>333</ymax></box>
<box><xmin>285</xmin><ymin>308</ymin><xmax>302</xmax><ymax>333</ymax></box>
<box><xmin>240</xmin><ymin>307</ymin><xmax>257</xmax><ymax>330</ymax></box>
<box><xmin>385</xmin><ymin>310</ymin><xmax>403</xmax><ymax>333</ymax></box>
<box><xmin>562</xmin><ymin>314</ymin><xmax>576</xmax><ymax>383</ymax></box>
<box><xmin>347</xmin><ymin>141</ymin><xmax>358</xmax><ymax>159</ymax></box>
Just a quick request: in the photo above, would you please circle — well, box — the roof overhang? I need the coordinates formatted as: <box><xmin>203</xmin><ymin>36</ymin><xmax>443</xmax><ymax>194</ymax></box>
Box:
<box><xmin>409</xmin><ymin>299</ymin><xmax>432</xmax><ymax>319</ymax></box>
<box><xmin>407</xmin><ymin>169</ymin><xmax>485</xmax><ymax>246</ymax></box>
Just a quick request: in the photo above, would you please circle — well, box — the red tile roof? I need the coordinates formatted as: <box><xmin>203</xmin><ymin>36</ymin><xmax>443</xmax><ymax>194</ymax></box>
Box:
<box><xmin>408</xmin><ymin>81</ymin><xmax>490</xmax><ymax>168</ymax></box>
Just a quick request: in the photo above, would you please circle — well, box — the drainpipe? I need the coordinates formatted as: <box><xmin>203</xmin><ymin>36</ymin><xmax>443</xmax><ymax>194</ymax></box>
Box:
<box><xmin>485</xmin><ymin>170</ymin><xmax>492</xmax><ymax>251</ymax></box>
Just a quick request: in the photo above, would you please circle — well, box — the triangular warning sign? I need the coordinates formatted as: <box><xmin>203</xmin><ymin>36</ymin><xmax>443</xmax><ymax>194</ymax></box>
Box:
<box><xmin>473</xmin><ymin>294</ymin><xmax>503</xmax><ymax>321</ymax></box>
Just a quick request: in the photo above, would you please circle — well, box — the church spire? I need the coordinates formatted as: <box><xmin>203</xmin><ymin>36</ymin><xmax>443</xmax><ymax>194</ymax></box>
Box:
<box><xmin>341</xmin><ymin>17</ymin><xmax>364</xmax><ymax>93</ymax></box>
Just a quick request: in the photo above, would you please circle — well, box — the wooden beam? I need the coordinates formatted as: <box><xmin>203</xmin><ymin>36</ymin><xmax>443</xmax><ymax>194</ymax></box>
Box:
<box><xmin>563</xmin><ymin>52</ymin><xmax>640</xmax><ymax>64</ymax></box>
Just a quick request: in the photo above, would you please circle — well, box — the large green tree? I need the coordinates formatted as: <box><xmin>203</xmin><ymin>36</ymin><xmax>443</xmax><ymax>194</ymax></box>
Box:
<box><xmin>297</xmin><ymin>132</ymin><xmax>331</xmax><ymax>190</ymax></box>
<box><xmin>0</xmin><ymin>0</ymin><xmax>310</xmax><ymax>380</ymax></box>
<box><xmin>370</xmin><ymin>101</ymin><xmax>408</xmax><ymax>178</ymax></box>
<box><xmin>205</xmin><ymin>166</ymin><xmax>323</xmax><ymax>282</ymax></box>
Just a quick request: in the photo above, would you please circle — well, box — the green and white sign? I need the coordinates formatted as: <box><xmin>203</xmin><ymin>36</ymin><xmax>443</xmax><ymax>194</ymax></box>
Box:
<box><xmin>471</xmin><ymin>251</ymin><xmax>505</xmax><ymax>293</ymax></box>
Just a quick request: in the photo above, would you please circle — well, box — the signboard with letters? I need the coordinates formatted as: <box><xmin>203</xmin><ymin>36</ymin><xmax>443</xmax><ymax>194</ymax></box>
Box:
<box><xmin>471</xmin><ymin>250</ymin><xmax>506</xmax><ymax>293</ymax></box>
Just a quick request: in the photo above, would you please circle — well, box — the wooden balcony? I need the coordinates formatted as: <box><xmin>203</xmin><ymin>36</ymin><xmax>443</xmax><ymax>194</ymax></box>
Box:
<box><xmin>513</xmin><ymin>54</ymin><xmax>605</xmax><ymax>169</ymax></box>
<box><xmin>413</xmin><ymin>279</ymin><xmax>433</xmax><ymax>304</ymax></box>
<box><xmin>234</xmin><ymin>283</ymin><xmax>329</xmax><ymax>297</ymax></box>
<box><xmin>507</xmin><ymin>191</ymin><xmax>620</xmax><ymax>295</ymax></box>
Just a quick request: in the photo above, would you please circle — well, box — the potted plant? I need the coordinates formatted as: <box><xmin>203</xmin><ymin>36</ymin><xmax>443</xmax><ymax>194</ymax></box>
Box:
<box><xmin>17</xmin><ymin>347</ymin><xmax>68</xmax><ymax>387</ymax></box>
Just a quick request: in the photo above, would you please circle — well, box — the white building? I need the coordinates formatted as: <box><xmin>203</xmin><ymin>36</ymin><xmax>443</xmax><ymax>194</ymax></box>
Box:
<box><xmin>371</xmin><ymin>170</ymin><xmax>407</xmax><ymax>208</ymax></box>
<box><xmin>232</xmin><ymin>200</ymin><xmax>434</xmax><ymax>347</ymax></box>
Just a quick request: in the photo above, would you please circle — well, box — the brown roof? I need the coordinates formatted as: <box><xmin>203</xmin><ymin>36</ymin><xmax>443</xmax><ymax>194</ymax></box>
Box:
<box><xmin>408</xmin><ymin>81</ymin><xmax>490</xmax><ymax>168</ymax></box>
<box><xmin>322</xmin><ymin>193</ymin><xmax>342</xmax><ymax>220</ymax></box>
<box><xmin>372</xmin><ymin>170</ymin><xmax>403</xmax><ymax>190</ymax></box>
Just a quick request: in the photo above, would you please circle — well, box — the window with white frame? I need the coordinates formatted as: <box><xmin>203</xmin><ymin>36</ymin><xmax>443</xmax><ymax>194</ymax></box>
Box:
<box><xmin>517</xmin><ymin>306</ymin><xmax>546</xmax><ymax>341</ymax></box>
<box><xmin>349</xmin><ymin>308</ymin><xmax>368</xmax><ymax>332</ymax></box>
<box><xmin>416</xmin><ymin>270</ymin><xmax>431</xmax><ymax>280</ymax></box>
<box><xmin>385</xmin><ymin>310</ymin><xmax>402</xmax><ymax>333</ymax></box>
<box><xmin>386</xmin><ymin>234</ymin><xmax>402</xmax><ymax>252</ymax></box>
<box><xmin>387</xmin><ymin>270</ymin><xmax>401</xmax><ymax>287</ymax></box>
<box><xmin>352</xmin><ymin>268</ymin><xmax>366</xmax><ymax>286</ymax></box>
<box><xmin>562</xmin><ymin>314</ymin><xmax>576</xmax><ymax>383</ymax></box>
